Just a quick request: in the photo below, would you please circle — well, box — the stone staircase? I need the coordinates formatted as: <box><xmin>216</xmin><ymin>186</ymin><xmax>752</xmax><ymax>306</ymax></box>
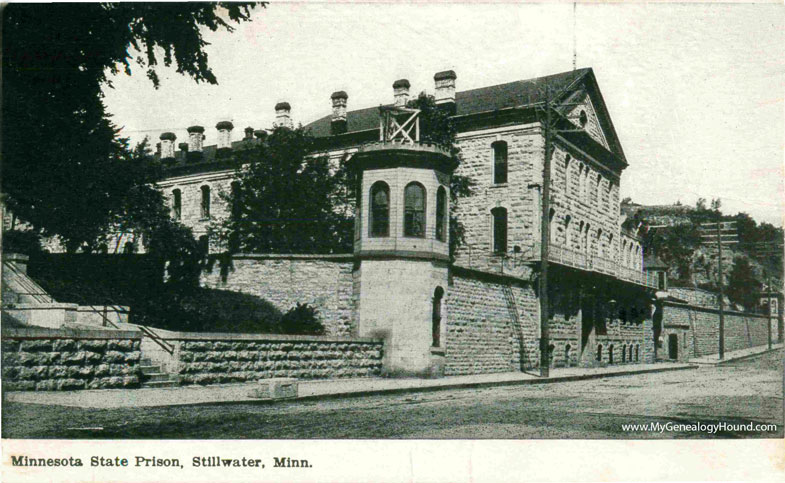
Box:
<box><xmin>139</xmin><ymin>358</ymin><xmax>179</xmax><ymax>388</ymax></box>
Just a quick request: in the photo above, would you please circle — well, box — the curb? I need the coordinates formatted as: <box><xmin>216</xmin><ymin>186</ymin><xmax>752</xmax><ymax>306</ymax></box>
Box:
<box><xmin>293</xmin><ymin>364</ymin><xmax>698</xmax><ymax>403</ymax></box>
<box><xmin>689</xmin><ymin>345</ymin><xmax>783</xmax><ymax>366</ymax></box>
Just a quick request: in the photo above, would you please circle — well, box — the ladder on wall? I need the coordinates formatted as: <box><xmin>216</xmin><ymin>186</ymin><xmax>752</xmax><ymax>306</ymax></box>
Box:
<box><xmin>502</xmin><ymin>283</ymin><xmax>529</xmax><ymax>370</ymax></box>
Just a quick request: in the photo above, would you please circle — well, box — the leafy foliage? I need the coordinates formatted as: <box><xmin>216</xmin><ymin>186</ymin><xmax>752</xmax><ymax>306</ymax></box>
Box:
<box><xmin>2</xmin><ymin>3</ymin><xmax>259</xmax><ymax>251</ymax></box>
<box><xmin>213</xmin><ymin>127</ymin><xmax>354</xmax><ymax>254</ymax></box>
<box><xmin>726</xmin><ymin>257</ymin><xmax>762</xmax><ymax>311</ymax></box>
<box><xmin>132</xmin><ymin>288</ymin><xmax>285</xmax><ymax>334</ymax></box>
<box><xmin>279</xmin><ymin>303</ymin><xmax>325</xmax><ymax>335</ymax></box>
<box><xmin>407</xmin><ymin>93</ymin><xmax>474</xmax><ymax>258</ymax></box>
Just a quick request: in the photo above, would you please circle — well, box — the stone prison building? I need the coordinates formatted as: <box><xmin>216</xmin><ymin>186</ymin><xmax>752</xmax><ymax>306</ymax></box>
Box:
<box><xmin>4</xmin><ymin>68</ymin><xmax>780</xmax><ymax>387</ymax></box>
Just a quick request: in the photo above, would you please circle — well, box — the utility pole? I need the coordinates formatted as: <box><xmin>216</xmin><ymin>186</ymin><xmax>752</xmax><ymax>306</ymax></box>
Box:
<box><xmin>699</xmin><ymin>218</ymin><xmax>737</xmax><ymax>361</ymax></box>
<box><xmin>745</xmin><ymin>241</ymin><xmax>783</xmax><ymax>348</ymax></box>
<box><xmin>539</xmin><ymin>87</ymin><xmax>553</xmax><ymax>378</ymax></box>
<box><xmin>716</xmin><ymin>220</ymin><xmax>725</xmax><ymax>360</ymax></box>
<box><xmin>767</xmin><ymin>274</ymin><xmax>772</xmax><ymax>350</ymax></box>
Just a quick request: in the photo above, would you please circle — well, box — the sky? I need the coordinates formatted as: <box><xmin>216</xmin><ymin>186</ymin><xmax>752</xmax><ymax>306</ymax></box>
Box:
<box><xmin>102</xmin><ymin>2</ymin><xmax>784</xmax><ymax>227</ymax></box>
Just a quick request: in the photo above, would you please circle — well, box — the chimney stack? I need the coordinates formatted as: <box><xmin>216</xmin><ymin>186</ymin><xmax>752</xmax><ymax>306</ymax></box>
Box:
<box><xmin>178</xmin><ymin>142</ymin><xmax>189</xmax><ymax>152</ymax></box>
<box><xmin>254</xmin><ymin>129</ymin><xmax>268</xmax><ymax>141</ymax></box>
<box><xmin>187</xmin><ymin>126</ymin><xmax>205</xmax><ymax>153</ymax></box>
<box><xmin>275</xmin><ymin>102</ymin><xmax>293</xmax><ymax>129</ymax></box>
<box><xmin>393</xmin><ymin>79</ymin><xmax>410</xmax><ymax>107</ymax></box>
<box><xmin>159</xmin><ymin>132</ymin><xmax>176</xmax><ymax>159</ymax></box>
<box><xmin>216</xmin><ymin>121</ymin><xmax>234</xmax><ymax>149</ymax></box>
<box><xmin>244</xmin><ymin>126</ymin><xmax>254</xmax><ymax>140</ymax></box>
<box><xmin>434</xmin><ymin>70</ymin><xmax>457</xmax><ymax>113</ymax></box>
<box><xmin>330</xmin><ymin>91</ymin><xmax>348</xmax><ymax>135</ymax></box>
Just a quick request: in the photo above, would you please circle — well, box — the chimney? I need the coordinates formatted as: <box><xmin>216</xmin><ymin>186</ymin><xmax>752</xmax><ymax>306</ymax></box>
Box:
<box><xmin>275</xmin><ymin>102</ymin><xmax>293</xmax><ymax>129</ymax></box>
<box><xmin>159</xmin><ymin>132</ymin><xmax>176</xmax><ymax>159</ymax></box>
<box><xmin>187</xmin><ymin>125</ymin><xmax>205</xmax><ymax>153</ymax></box>
<box><xmin>254</xmin><ymin>129</ymin><xmax>268</xmax><ymax>141</ymax></box>
<box><xmin>216</xmin><ymin>121</ymin><xmax>234</xmax><ymax>149</ymax></box>
<box><xmin>330</xmin><ymin>91</ymin><xmax>348</xmax><ymax>135</ymax></box>
<box><xmin>393</xmin><ymin>79</ymin><xmax>410</xmax><ymax>107</ymax></box>
<box><xmin>244</xmin><ymin>126</ymin><xmax>254</xmax><ymax>140</ymax></box>
<box><xmin>178</xmin><ymin>142</ymin><xmax>189</xmax><ymax>152</ymax></box>
<box><xmin>434</xmin><ymin>70</ymin><xmax>457</xmax><ymax>113</ymax></box>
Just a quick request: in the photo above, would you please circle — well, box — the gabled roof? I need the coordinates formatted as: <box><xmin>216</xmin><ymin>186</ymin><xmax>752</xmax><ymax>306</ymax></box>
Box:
<box><xmin>304</xmin><ymin>68</ymin><xmax>591</xmax><ymax>137</ymax></box>
<box><xmin>303</xmin><ymin>67</ymin><xmax>626</xmax><ymax>163</ymax></box>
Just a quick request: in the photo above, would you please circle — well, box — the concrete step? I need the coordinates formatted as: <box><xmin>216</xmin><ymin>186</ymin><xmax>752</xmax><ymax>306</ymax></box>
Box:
<box><xmin>143</xmin><ymin>373</ymin><xmax>173</xmax><ymax>383</ymax></box>
<box><xmin>140</xmin><ymin>358</ymin><xmax>153</xmax><ymax>366</ymax></box>
<box><xmin>140</xmin><ymin>365</ymin><xmax>162</xmax><ymax>375</ymax></box>
<box><xmin>140</xmin><ymin>380</ymin><xmax>179</xmax><ymax>388</ymax></box>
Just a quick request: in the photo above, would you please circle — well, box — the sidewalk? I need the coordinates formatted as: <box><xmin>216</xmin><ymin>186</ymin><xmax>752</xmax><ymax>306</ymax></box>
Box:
<box><xmin>4</xmin><ymin>362</ymin><xmax>694</xmax><ymax>409</ymax></box>
<box><xmin>689</xmin><ymin>343</ymin><xmax>783</xmax><ymax>365</ymax></box>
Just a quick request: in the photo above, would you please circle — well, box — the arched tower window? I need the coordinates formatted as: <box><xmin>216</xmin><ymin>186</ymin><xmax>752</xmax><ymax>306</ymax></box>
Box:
<box><xmin>491</xmin><ymin>207</ymin><xmax>508</xmax><ymax>254</ymax></box>
<box><xmin>432</xmin><ymin>286</ymin><xmax>444</xmax><ymax>348</ymax></box>
<box><xmin>200</xmin><ymin>185</ymin><xmax>211</xmax><ymax>219</ymax></box>
<box><xmin>564</xmin><ymin>215</ymin><xmax>572</xmax><ymax>248</ymax></box>
<box><xmin>596</xmin><ymin>344</ymin><xmax>603</xmax><ymax>362</ymax></box>
<box><xmin>492</xmin><ymin>141</ymin><xmax>508</xmax><ymax>184</ymax></box>
<box><xmin>548</xmin><ymin>208</ymin><xmax>556</xmax><ymax>244</ymax></box>
<box><xmin>369</xmin><ymin>181</ymin><xmax>390</xmax><ymax>237</ymax></box>
<box><xmin>172</xmin><ymin>189</ymin><xmax>182</xmax><ymax>220</ymax></box>
<box><xmin>436</xmin><ymin>186</ymin><xmax>447</xmax><ymax>242</ymax></box>
<box><xmin>404</xmin><ymin>182</ymin><xmax>426</xmax><ymax>238</ymax></box>
<box><xmin>596</xmin><ymin>173</ymin><xmax>603</xmax><ymax>207</ymax></box>
<box><xmin>564</xmin><ymin>154</ymin><xmax>572</xmax><ymax>194</ymax></box>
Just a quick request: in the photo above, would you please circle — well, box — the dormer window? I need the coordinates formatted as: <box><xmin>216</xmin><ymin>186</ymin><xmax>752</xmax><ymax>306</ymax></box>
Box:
<box><xmin>492</xmin><ymin>141</ymin><xmax>508</xmax><ymax>184</ymax></box>
<box><xmin>579</xmin><ymin>110</ymin><xmax>588</xmax><ymax>128</ymax></box>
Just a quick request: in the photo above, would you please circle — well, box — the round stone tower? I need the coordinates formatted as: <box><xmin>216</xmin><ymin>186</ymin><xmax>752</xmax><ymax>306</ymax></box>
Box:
<box><xmin>350</xmin><ymin>122</ymin><xmax>458</xmax><ymax>377</ymax></box>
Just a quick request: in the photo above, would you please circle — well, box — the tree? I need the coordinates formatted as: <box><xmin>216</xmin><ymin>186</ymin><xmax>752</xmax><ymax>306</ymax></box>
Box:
<box><xmin>213</xmin><ymin>126</ymin><xmax>354</xmax><ymax>254</ymax></box>
<box><xmin>726</xmin><ymin>256</ymin><xmax>762</xmax><ymax>311</ymax></box>
<box><xmin>2</xmin><ymin>3</ymin><xmax>259</xmax><ymax>251</ymax></box>
<box><xmin>406</xmin><ymin>92</ymin><xmax>474</xmax><ymax>259</ymax></box>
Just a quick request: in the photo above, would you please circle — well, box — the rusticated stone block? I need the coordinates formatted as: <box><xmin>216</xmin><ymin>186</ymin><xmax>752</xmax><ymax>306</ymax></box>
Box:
<box><xmin>2</xmin><ymin>340</ymin><xmax>21</xmax><ymax>352</ymax></box>
<box><xmin>36</xmin><ymin>380</ymin><xmax>59</xmax><ymax>391</ymax></box>
<box><xmin>61</xmin><ymin>352</ymin><xmax>85</xmax><ymax>365</ymax></box>
<box><xmin>122</xmin><ymin>375</ymin><xmax>139</xmax><ymax>387</ymax></box>
<box><xmin>103</xmin><ymin>351</ymin><xmax>125</xmax><ymax>363</ymax></box>
<box><xmin>107</xmin><ymin>340</ymin><xmax>133</xmax><ymax>351</ymax></box>
<box><xmin>125</xmin><ymin>350</ymin><xmax>141</xmax><ymax>362</ymax></box>
<box><xmin>79</xmin><ymin>340</ymin><xmax>107</xmax><ymax>351</ymax></box>
<box><xmin>58</xmin><ymin>378</ymin><xmax>85</xmax><ymax>390</ymax></box>
<box><xmin>20</xmin><ymin>340</ymin><xmax>53</xmax><ymax>352</ymax></box>
<box><xmin>53</xmin><ymin>339</ymin><xmax>77</xmax><ymax>351</ymax></box>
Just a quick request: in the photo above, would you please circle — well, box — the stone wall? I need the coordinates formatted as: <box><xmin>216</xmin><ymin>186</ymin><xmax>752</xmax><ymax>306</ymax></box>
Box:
<box><xmin>1</xmin><ymin>327</ymin><xmax>142</xmax><ymax>391</ymax></box>
<box><xmin>662</xmin><ymin>301</ymin><xmax>777</xmax><ymax>358</ymax></box>
<box><xmin>201</xmin><ymin>254</ymin><xmax>356</xmax><ymax>336</ymax></box>
<box><xmin>445</xmin><ymin>268</ymin><xmax>539</xmax><ymax>375</ymax></box>
<box><xmin>171</xmin><ymin>333</ymin><xmax>383</xmax><ymax>385</ymax></box>
<box><xmin>452</xmin><ymin>126</ymin><xmax>543</xmax><ymax>273</ymax></box>
<box><xmin>445</xmin><ymin>267</ymin><xmax>654</xmax><ymax>375</ymax></box>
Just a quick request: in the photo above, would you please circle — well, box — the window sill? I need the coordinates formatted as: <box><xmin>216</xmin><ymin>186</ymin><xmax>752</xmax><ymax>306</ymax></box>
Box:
<box><xmin>489</xmin><ymin>183</ymin><xmax>509</xmax><ymax>189</ymax></box>
<box><xmin>430</xmin><ymin>347</ymin><xmax>445</xmax><ymax>356</ymax></box>
<box><xmin>199</xmin><ymin>217</ymin><xmax>211</xmax><ymax>222</ymax></box>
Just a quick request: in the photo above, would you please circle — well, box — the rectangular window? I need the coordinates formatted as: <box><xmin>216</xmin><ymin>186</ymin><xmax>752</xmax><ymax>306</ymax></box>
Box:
<box><xmin>493</xmin><ymin>141</ymin><xmax>508</xmax><ymax>184</ymax></box>
<box><xmin>492</xmin><ymin>207</ymin><xmax>507</xmax><ymax>254</ymax></box>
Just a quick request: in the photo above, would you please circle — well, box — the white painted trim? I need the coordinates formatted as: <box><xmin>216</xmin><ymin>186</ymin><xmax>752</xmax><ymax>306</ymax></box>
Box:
<box><xmin>455</xmin><ymin>123</ymin><xmax>539</xmax><ymax>140</ymax></box>
<box><xmin>156</xmin><ymin>169</ymin><xmax>236</xmax><ymax>187</ymax></box>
